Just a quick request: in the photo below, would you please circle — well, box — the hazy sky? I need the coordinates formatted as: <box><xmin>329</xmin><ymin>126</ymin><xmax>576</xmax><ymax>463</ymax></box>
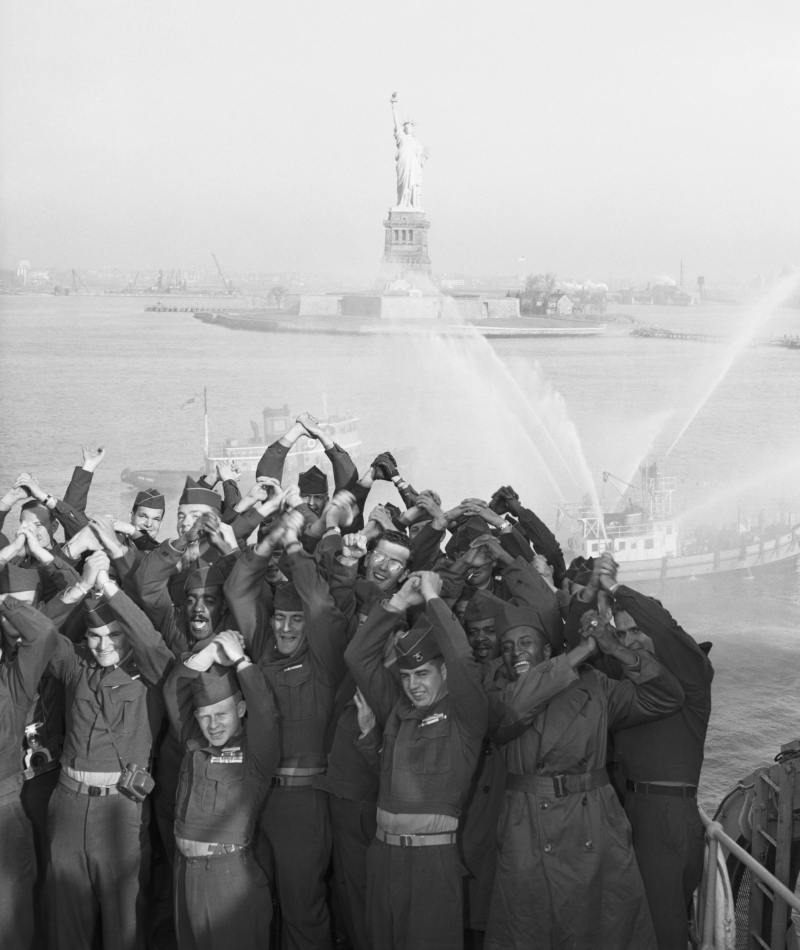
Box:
<box><xmin>2</xmin><ymin>0</ymin><xmax>799</xmax><ymax>282</ymax></box>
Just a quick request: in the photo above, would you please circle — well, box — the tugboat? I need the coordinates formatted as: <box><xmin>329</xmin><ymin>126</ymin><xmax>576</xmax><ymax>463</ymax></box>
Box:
<box><xmin>121</xmin><ymin>391</ymin><xmax>361</xmax><ymax>493</ymax></box>
<box><xmin>561</xmin><ymin>463</ymin><xmax>800</xmax><ymax>583</ymax></box>
<box><xmin>203</xmin><ymin>398</ymin><xmax>361</xmax><ymax>479</ymax></box>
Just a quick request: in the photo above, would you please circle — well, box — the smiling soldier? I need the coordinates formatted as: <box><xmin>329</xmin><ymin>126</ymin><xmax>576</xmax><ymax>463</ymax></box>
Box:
<box><xmin>43</xmin><ymin>564</ymin><xmax>174</xmax><ymax>950</ymax></box>
<box><xmin>483</xmin><ymin>607</ymin><xmax>686</xmax><ymax>950</ymax></box>
<box><xmin>239</xmin><ymin>509</ymin><xmax>348</xmax><ymax>950</ymax></box>
<box><xmin>164</xmin><ymin>630</ymin><xmax>279</xmax><ymax>950</ymax></box>
<box><xmin>345</xmin><ymin>571</ymin><xmax>487</xmax><ymax>950</ymax></box>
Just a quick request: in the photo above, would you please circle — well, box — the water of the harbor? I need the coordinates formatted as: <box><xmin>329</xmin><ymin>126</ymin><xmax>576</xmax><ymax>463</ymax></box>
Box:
<box><xmin>1</xmin><ymin>293</ymin><xmax>799</xmax><ymax>812</ymax></box>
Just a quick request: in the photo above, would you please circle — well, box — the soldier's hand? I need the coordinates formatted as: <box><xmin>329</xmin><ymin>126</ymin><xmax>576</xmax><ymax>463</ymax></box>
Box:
<box><xmin>215</xmin><ymin>461</ymin><xmax>241</xmax><ymax>483</ymax></box>
<box><xmin>17</xmin><ymin>523</ymin><xmax>47</xmax><ymax>561</ymax></box>
<box><xmin>208</xmin><ymin>519</ymin><xmax>238</xmax><ymax>556</ymax></box>
<box><xmin>214</xmin><ymin>630</ymin><xmax>247</xmax><ymax>666</ymax></box>
<box><xmin>579</xmin><ymin>610</ymin><xmax>617</xmax><ymax>653</ymax></box>
<box><xmin>342</xmin><ymin>533</ymin><xmax>368</xmax><ymax>561</ymax></box>
<box><xmin>281</xmin><ymin>508</ymin><xmax>306</xmax><ymax>545</ymax></box>
<box><xmin>389</xmin><ymin>574</ymin><xmax>425</xmax><ymax>612</ymax></box>
<box><xmin>14</xmin><ymin>473</ymin><xmax>48</xmax><ymax>503</ymax></box>
<box><xmin>81</xmin><ymin>445</ymin><xmax>106</xmax><ymax>473</ymax></box>
<box><xmin>371</xmin><ymin>452</ymin><xmax>398</xmax><ymax>481</ymax></box>
<box><xmin>282</xmin><ymin>485</ymin><xmax>303</xmax><ymax>511</ymax></box>
<box><xmin>368</xmin><ymin>504</ymin><xmax>395</xmax><ymax>534</ymax></box>
<box><xmin>256</xmin><ymin>476</ymin><xmax>282</xmax><ymax>499</ymax></box>
<box><xmin>353</xmin><ymin>688</ymin><xmax>376</xmax><ymax>737</ymax></box>
<box><xmin>297</xmin><ymin>412</ymin><xmax>323</xmax><ymax>441</ymax></box>
<box><xmin>532</xmin><ymin>554</ymin><xmax>554</xmax><ymax>581</ymax></box>
<box><xmin>597</xmin><ymin>553</ymin><xmax>619</xmax><ymax>592</ymax></box>
<box><xmin>415</xmin><ymin>570</ymin><xmax>442</xmax><ymax>602</ymax></box>
<box><xmin>90</xmin><ymin>514</ymin><xmax>126</xmax><ymax>557</ymax></box>
<box><xmin>62</xmin><ymin>524</ymin><xmax>103</xmax><ymax>559</ymax></box>
<box><xmin>1</xmin><ymin>482</ymin><xmax>32</xmax><ymax>508</ymax></box>
<box><xmin>327</xmin><ymin>490</ymin><xmax>357</xmax><ymax>529</ymax></box>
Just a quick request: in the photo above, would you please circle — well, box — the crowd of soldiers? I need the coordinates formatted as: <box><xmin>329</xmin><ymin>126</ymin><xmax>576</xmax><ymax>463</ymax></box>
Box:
<box><xmin>0</xmin><ymin>411</ymin><xmax>713</xmax><ymax>950</ymax></box>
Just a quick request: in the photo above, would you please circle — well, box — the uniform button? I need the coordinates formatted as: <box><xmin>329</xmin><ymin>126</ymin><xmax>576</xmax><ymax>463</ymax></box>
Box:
<box><xmin>482</xmin><ymin>786</ymin><xmax>491</xmax><ymax>794</ymax></box>
<box><xmin>539</xmin><ymin>802</ymin><xmax>549</xmax><ymax>810</ymax></box>
<box><xmin>536</xmin><ymin>761</ymin><xmax>544</xmax><ymax>770</ymax></box>
<box><xmin>543</xmin><ymin>844</ymin><xmax>552</xmax><ymax>853</ymax></box>
<box><xmin>585</xmin><ymin>840</ymin><xmax>593</xmax><ymax>849</ymax></box>
<box><xmin>578</xmin><ymin>758</ymin><xmax>586</xmax><ymax>766</ymax></box>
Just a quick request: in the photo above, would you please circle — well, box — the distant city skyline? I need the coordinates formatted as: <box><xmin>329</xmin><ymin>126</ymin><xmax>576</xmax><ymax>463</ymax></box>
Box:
<box><xmin>2</xmin><ymin>1</ymin><xmax>799</xmax><ymax>280</ymax></box>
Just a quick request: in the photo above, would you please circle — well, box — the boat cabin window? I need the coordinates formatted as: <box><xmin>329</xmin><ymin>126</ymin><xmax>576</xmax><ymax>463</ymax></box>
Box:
<box><xmin>644</xmin><ymin>539</ymin><xmax>654</xmax><ymax>549</ymax></box>
<box><xmin>630</xmin><ymin>542</ymin><xmax>637</xmax><ymax>549</ymax></box>
<box><xmin>590</xmin><ymin>542</ymin><xmax>599</xmax><ymax>553</ymax></box>
<box><xmin>617</xmin><ymin>542</ymin><xmax>626</xmax><ymax>551</ymax></box>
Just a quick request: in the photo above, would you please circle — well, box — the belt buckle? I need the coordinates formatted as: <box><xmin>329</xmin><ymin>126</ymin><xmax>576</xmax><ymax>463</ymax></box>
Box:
<box><xmin>399</xmin><ymin>834</ymin><xmax>413</xmax><ymax>848</ymax></box>
<box><xmin>88</xmin><ymin>785</ymin><xmax>102</xmax><ymax>797</ymax></box>
<box><xmin>552</xmin><ymin>774</ymin><xmax>568</xmax><ymax>798</ymax></box>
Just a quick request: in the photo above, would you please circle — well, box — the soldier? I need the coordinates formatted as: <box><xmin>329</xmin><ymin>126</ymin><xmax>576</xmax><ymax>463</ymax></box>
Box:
<box><xmin>227</xmin><ymin>508</ymin><xmax>348</xmax><ymax>950</ymax></box>
<box><xmin>597</xmin><ymin>556</ymin><xmax>713</xmax><ymax>950</ymax></box>
<box><xmin>255</xmin><ymin>411</ymin><xmax>358</xmax><ymax>513</ymax></box>
<box><xmin>311</xmin><ymin>521</ymin><xmax>413</xmax><ymax>950</ymax></box>
<box><xmin>164</xmin><ymin>630</ymin><xmax>280</xmax><ymax>950</ymax></box>
<box><xmin>459</xmin><ymin>591</ymin><xmax>508</xmax><ymax>944</ymax></box>
<box><xmin>0</xmin><ymin>578</ymin><xmax>56</xmax><ymax>950</ymax></box>
<box><xmin>45</xmin><ymin>561</ymin><xmax>174</xmax><ymax>950</ymax></box>
<box><xmin>135</xmin><ymin>477</ymin><xmax>263</xmax><ymax>610</ymax></box>
<box><xmin>127</xmin><ymin>488</ymin><xmax>166</xmax><ymax>552</ymax></box>
<box><xmin>345</xmin><ymin>570</ymin><xmax>488</xmax><ymax>950</ymax></box>
<box><xmin>484</xmin><ymin>606</ymin><xmax>685</xmax><ymax>950</ymax></box>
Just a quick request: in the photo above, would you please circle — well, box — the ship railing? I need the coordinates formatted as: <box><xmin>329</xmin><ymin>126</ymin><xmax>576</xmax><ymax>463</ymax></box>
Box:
<box><xmin>207</xmin><ymin>443</ymin><xmax>270</xmax><ymax>458</ymax></box>
<box><xmin>695</xmin><ymin>804</ymin><xmax>800</xmax><ymax>950</ymax></box>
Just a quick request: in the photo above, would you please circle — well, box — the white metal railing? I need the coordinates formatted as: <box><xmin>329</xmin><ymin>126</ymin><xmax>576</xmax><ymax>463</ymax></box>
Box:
<box><xmin>696</xmin><ymin>805</ymin><xmax>800</xmax><ymax>950</ymax></box>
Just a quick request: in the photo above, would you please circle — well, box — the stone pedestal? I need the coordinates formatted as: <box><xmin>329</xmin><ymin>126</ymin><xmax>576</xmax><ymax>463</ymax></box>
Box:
<box><xmin>373</xmin><ymin>209</ymin><xmax>434</xmax><ymax>292</ymax></box>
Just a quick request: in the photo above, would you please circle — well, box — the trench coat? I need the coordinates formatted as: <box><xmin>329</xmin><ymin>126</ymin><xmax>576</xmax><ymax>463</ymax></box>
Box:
<box><xmin>484</xmin><ymin>651</ymin><xmax>685</xmax><ymax>950</ymax></box>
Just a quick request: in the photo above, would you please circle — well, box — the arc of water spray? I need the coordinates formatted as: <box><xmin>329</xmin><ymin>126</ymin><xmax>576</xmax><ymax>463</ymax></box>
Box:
<box><xmin>677</xmin><ymin>454</ymin><xmax>800</xmax><ymax>524</ymax></box>
<box><xmin>665</xmin><ymin>272</ymin><xmax>800</xmax><ymax>458</ymax></box>
<box><xmin>432</xmin><ymin>311</ymin><xmax>607</xmax><ymax>525</ymax></box>
<box><xmin>427</xmin><ymin>327</ymin><xmax>567</xmax><ymax>499</ymax></box>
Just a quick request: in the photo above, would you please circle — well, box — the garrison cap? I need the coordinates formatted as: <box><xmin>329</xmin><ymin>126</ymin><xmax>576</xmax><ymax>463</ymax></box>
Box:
<box><xmin>394</xmin><ymin>613</ymin><xmax>442</xmax><ymax>670</ymax></box>
<box><xmin>564</xmin><ymin>555</ymin><xmax>594</xmax><ymax>587</ymax></box>
<box><xmin>496</xmin><ymin>604</ymin><xmax>546</xmax><ymax>641</ymax></box>
<box><xmin>453</xmin><ymin>515</ymin><xmax>491</xmax><ymax>554</ymax></box>
<box><xmin>463</xmin><ymin>590</ymin><xmax>506</xmax><ymax>625</ymax></box>
<box><xmin>297</xmin><ymin>466</ymin><xmax>328</xmax><ymax>496</ymax></box>
<box><xmin>84</xmin><ymin>595</ymin><xmax>118</xmax><ymax>630</ymax></box>
<box><xmin>0</xmin><ymin>564</ymin><xmax>43</xmax><ymax>596</ymax></box>
<box><xmin>273</xmin><ymin>582</ymin><xmax>302</xmax><ymax>613</ymax></box>
<box><xmin>179</xmin><ymin>477</ymin><xmax>222</xmax><ymax>511</ymax></box>
<box><xmin>184</xmin><ymin>565</ymin><xmax>227</xmax><ymax>593</ymax></box>
<box><xmin>133</xmin><ymin>488</ymin><xmax>165</xmax><ymax>512</ymax></box>
<box><xmin>191</xmin><ymin>668</ymin><xmax>239</xmax><ymax>708</ymax></box>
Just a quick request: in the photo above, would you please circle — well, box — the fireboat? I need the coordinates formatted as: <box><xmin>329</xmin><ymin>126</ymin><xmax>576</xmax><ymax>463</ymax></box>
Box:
<box><xmin>561</xmin><ymin>464</ymin><xmax>800</xmax><ymax>583</ymax></box>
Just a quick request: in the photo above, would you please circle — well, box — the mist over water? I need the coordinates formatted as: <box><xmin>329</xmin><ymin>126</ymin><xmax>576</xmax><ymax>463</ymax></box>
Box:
<box><xmin>1</xmin><ymin>294</ymin><xmax>799</xmax><ymax>809</ymax></box>
<box><xmin>665</xmin><ymin>271</ymin><xmax>800</xmax><ymax>458</ymax></box>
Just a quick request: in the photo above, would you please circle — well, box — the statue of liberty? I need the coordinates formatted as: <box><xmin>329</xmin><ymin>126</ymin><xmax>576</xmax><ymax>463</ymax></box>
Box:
<box><xmin>390</xmin><ymin>92</ymin><xmax>429</xmax><ymax>211</ymax></box>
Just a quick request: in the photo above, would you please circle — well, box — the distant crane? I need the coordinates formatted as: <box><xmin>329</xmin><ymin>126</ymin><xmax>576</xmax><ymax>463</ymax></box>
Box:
<box><xmin>212</xmin><ymin>254</ymin><xmax>236</xmax><ymax>294</ymax></box>
<box><xmin>122</xmin><ymin>271</ymin><xmax>139</xmax><ymax>293</ymax></box>
<box><xmin>72</xmin><ymin>270</ymin><xmax>90</xmax><ymax>294</ymax></box>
